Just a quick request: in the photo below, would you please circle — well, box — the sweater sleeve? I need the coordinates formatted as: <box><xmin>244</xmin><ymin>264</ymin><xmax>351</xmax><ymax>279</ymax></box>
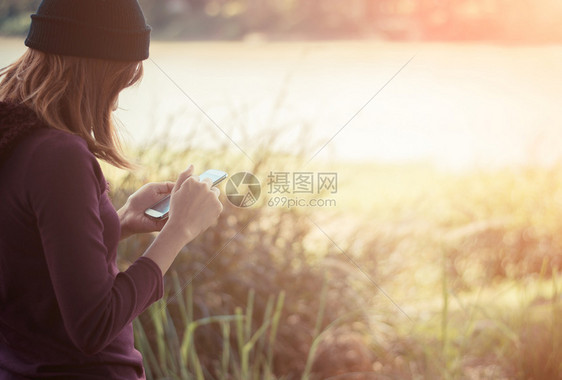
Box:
<box><xmin>25</xmin><ymin>134</ymin><xmax>164</xmax><ymax>355</ymax></box>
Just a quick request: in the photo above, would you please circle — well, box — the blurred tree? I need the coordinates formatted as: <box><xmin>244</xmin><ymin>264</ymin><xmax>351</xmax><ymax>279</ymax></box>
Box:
<box><xmin>1</xmin><ymin>0</ymin><xmax>562</xmax><ymax>41</ymax></box>
<box><xmin>0</xmin><ymin>0</ymin><xmax>39</xmax><ymax>35</ymax></box>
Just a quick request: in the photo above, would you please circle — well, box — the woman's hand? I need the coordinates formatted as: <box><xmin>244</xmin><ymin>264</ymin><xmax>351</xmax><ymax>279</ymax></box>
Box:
<box><xmin>140</xmin><ymin>164</ymin><xmax>224</xmax><ymax>275</ymax></box>
<box><xmin>117</xmin><ymin>180</ymin><xmax>177</xmax><ymax>240</ymax></box>
<box><xmin>163</xmin><ymin>165</ymin><xmax>224</xmax><ymax>245</ymax></box>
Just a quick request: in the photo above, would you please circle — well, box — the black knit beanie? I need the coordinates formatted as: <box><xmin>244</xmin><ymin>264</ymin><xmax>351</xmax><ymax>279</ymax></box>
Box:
<box><xmin>25</xmin><ymin>0</ymin><xmax>151</xmax><ymax>61</ymax></box>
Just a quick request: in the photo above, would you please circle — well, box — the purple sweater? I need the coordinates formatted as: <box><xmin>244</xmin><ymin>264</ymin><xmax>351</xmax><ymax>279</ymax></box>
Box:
<box><xmin>0</xmin><ymin>102</ymin><xmax>164</xmax><ymax>379</ymax></box>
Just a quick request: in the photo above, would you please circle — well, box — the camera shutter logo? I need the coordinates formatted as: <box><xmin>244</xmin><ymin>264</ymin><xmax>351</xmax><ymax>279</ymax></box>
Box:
<box><xmin>225</xmin><ymin>172</ymin><xmax>261</xmax><ymax>207</ymax></box>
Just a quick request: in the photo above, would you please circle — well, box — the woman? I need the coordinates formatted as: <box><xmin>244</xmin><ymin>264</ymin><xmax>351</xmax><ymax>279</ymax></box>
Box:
<box><xmin>0</xmin><ymin>0</ymin><xmax>223</xmax><ymax>378</ymax></box>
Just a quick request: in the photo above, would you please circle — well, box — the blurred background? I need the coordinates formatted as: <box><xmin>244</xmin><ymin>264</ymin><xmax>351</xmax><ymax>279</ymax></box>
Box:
<box><xmin>2</xmin><ymin>1</ymin><xmax>562</xmax><ymax>379</ymax></box>
<box><xmin>2</xmin><ymin>0</ymin><xmax>562</xmax><ymax>168</ymax></box>
<box><xmin>2</xmin><ymin>0</ymin><xmax>562</xmax><ymax>41</ymax></box>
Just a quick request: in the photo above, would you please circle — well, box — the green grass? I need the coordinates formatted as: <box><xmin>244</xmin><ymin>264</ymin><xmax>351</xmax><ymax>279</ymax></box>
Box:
<box><xmin>133</xmin><ymin>275</ymin><xmax>287</xmax><ymax>380</ymax></box>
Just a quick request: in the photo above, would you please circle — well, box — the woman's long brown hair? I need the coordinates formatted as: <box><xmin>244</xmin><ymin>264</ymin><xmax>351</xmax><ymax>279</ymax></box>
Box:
<box><xmin>0</xmin><ymin>48</ymin><xmax>143</xmax><ymax>169</ymax></box>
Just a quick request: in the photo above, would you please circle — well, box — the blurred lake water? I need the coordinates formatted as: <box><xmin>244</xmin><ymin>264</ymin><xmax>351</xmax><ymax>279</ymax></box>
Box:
<box><xmin>1</xmin><ymin>38</ymin><xmax>561</xmax><ymax>170</ymax></box>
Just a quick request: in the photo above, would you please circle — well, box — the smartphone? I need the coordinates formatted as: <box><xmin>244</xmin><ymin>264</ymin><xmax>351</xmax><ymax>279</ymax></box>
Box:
<box><xmin>144</xmin><ymin>169</ymin><xmax>228</xmax><ymax>219</ymax></box>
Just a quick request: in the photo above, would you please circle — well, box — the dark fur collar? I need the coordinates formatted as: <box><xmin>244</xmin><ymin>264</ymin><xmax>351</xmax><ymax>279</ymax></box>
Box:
<box><xmin>0</xmin><ymin>101</ymin><xmax>46</xmax><ymax>167</ymax></box>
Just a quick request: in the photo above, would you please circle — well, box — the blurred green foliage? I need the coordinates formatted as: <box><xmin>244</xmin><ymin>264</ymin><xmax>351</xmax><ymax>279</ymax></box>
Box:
<box><xmin>2</xmin><ymin>0</ymin><xmax>562</xmax><ymax>41</ymax></box>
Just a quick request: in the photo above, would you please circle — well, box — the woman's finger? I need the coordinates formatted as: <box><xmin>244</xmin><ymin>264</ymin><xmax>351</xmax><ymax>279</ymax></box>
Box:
<box><xmin>172</xmin><ymin>164</ymin><xmax>194</xmax><ymax>194</ymax></box>
<box><xmin>153</xmin><ymin>218</ymin><xmax>168</xmax><ymax>230</ymax></box>
<box><xmin>149</xmin><ymin>181</ymin><xmax>175</xmax><ymax>195</ymax></box>
<box><xmin>200</xmin><ymin>177</ymin><xmax>213</xmax><ymax>188</ymax></box>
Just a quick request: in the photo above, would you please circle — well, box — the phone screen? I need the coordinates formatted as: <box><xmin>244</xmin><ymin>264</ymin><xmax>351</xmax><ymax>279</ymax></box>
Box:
<box><xmin>152</xmin><ymin>196</ymin><xmax>171</xmax><ymax>214</ymax></box>
<box><xmin>145</xmin><ymin>169</ymin><xmax>227</xmax><ymax>219</ymax></box>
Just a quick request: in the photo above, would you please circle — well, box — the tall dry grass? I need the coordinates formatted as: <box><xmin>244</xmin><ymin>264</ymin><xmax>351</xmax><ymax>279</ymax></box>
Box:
<box><xmin>105</xmin><ymin>103</ymin><xmax>562</xmax><ymax>379</ymax></box>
